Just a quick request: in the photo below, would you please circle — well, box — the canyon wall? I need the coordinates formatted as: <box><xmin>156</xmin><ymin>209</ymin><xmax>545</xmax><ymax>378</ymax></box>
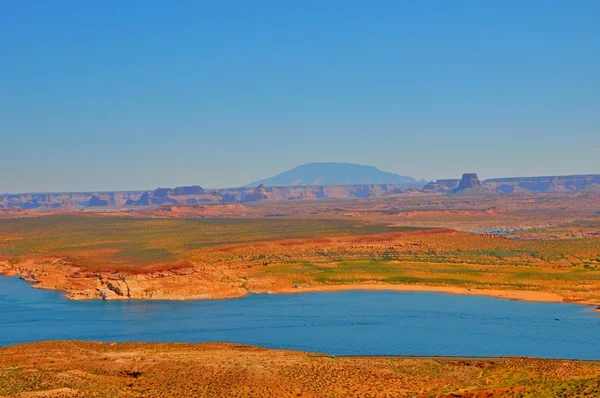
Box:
<box><xmin>3</xmin><ymin>174</ymin><xmax>600</xmax><ymax>210</ymax></box>
<box><xmin>424</xmin><ymin>173</ymin><xmax>600</xmax><ymax>194</ymax></box>
<box><xmin>0</xmin><ymin>184</ymin><xmax>414</xmax><ymax>210</ymax></box>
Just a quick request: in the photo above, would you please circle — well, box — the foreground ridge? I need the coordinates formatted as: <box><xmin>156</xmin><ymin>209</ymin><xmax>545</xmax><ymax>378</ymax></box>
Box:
<box><xmin>1</xmin><ymin>341</ymin><xmax>600</xmax><ymax>397</ymax></box>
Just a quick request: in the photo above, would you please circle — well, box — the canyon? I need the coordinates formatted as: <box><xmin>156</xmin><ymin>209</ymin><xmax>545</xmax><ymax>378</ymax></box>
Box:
<box><xmin>2</xmin><ymin>172</ymin><xmax>600</xmax><ymax>211</ymax></box>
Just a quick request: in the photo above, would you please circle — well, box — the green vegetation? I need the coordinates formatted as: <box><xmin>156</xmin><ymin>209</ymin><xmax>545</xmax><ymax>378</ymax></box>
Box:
<box><xmin>3</xmin><ymin>214</ymin><xmax>600</xmax><ymax>300</ymax></box>
<box><xmin>0</xmin><ymin>215</ymin><xmax>419</xmax><ymax>266</ymax></box>
<box><xmin>264</xmin><ymin>260</ymin><xmax>486</xmax><ymax>285</ymax></box>
<box><xmin>261</xmin><ymin>258</ymin><xmax>600</xmax><ymax>293</ymax></box>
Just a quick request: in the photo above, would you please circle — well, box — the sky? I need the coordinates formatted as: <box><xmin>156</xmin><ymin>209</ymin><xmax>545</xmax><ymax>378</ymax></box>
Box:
<box><xmin>1</xmin><ymin>1</ymin><xmax>599</xmax><ymax>193</ymax></box>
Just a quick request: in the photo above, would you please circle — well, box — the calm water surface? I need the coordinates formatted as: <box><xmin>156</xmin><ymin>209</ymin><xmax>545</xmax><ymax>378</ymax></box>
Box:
<box><xmin>1</xmin><ymin>276</ymin><xmax>599</xmax><ymax>359</ymax></box>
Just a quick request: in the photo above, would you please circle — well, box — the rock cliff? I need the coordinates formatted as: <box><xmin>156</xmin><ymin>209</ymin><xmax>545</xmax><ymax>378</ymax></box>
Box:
<box><xmin>422</xmin><ymin>179</ymin><xmax>460</xmax><ymax>193</ymax></box>
<box><xmin>3</xmin><ymin>173</ymin><xmax>600</xmax><ymax>210</ymax></box>
<box><xmin>452</xmin><ymin>173</ymin><xmax>485</xmax><ymax>194</ymax></box>
<box><xmin>87</xmin><ymin>196</ymin><xmax>109</xmax><ymax>207</ymax></box>
<box><xmin>421</xmin><ymin>173</ymin><xmax>600</xmax><ymax>194</ymax></box>
<box><xmin>484</xmin><ymin>174</ymin><xmax>600</xmax><ymax>193</ymax></box>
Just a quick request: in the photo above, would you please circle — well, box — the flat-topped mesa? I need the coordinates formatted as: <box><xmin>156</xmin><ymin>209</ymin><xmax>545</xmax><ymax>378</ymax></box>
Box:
<box><xmin>5</xmin><ymin>172</ymin><xmax>600</xmax><ymax>211</ymax></box>
<box><xmin>453</xmin><ymin>173</ymin><xmax>482</xmax><ymax>192</ymax></box>
<box><xmin>153</xmin><ymin>188</ymin><xmax>171</xmax><ymax>198</ymax></box>
<box><xmin>128</xmin><ymin>186</ymin><xmax>208</xmax><ymax>206</ymax></box>
<box><xmin>172</xmin><ymin>185</ymin><xmax>205</xmax><ymax>196</ymax></box>
<box><xmin>153</xmin><ymin>186</ymin><xmax>205</xmax><ymax>197</ymax></box>
<box><xmin>484</xmin><ymin>174</ymin><xmax>600</xmax><ymax>193</ymax></box>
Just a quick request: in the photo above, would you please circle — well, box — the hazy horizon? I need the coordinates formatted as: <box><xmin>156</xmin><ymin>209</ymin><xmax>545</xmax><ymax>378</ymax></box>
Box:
<box><xmin>2</xmin><ymin>1</ymin><xmax>599</xmax><ymax>192</ymax></box>
<box><xmin>4</xmin><ymin>160</ymin><xmax>600</xmax><ymax>195</ymax></box>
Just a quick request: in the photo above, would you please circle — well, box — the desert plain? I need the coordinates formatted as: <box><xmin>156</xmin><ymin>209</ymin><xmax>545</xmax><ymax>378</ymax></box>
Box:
<box><xmin>2</xmin><ymin>341</ymin><xmax>600</xmax><ymax>398</ymax></box>
<box><xmin>1</xmin><ymin>193</ymin><xmax>599</xmax><ymax>308</ymax></box>
<box><xmin>2</xmin><ymin>192</ymin><xmax>600</xmax><ymax>397</ymax></box>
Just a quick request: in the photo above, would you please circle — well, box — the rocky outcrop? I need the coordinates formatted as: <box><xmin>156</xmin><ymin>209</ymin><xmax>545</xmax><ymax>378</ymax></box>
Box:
<box><xmin>242</xmin><ymin>184</ymin><xmax>269</xmax><ymax>202</ymax></box>
<box><xmin>23</xmin><ymin>200</ymin><xmax>43</xmax><ymax>209</ymax></box>
<box><xmin>173</xmin><ymin>186</ymin><xmax>205</xmax><ymax>196</ymax></box>
<box><xmin>4</xmin><ymin>172</ymin><xmax>600</xmax><ymax>211</ymax></box>
<box><xmin>153</xmin><ymin>186</ymin><xmax>205</xmax><ymax>197</ymax></box>
<box><xmin>153</xmin><ymin>188</ymin><xmax>171</xmax><ymax>198</ymax></box>
<box><xmin>422</xmin><ymin>173</ymin><xmax>600</xmax><ymax>195</ymax></box>
<box><xmin>0</xmin><ymin>191</ymin><xmax>146</xmax><ymax>210</ymax></box>
<box><xmin>485</xmin><ymin>174</ymin><xmax>600</xmax><ymax>193</ymax></box>
<box><xmin>422</xmin><ymin>179</ymin><xmax>460</xmax><ymax>193</ymax></box>
<box><xmin>452</xmin><ymin>173</ymin><xmax>483</xmax><ymax>193</ymax></box>
<box><xmin>134</xmin><ymin>192</ymin><xmax>151</xmax><ymax>206</ymax></box>
<box><xmin>0</xmin><ymin>184</ymin><xmax>415</xmax><ymax>210</ymax></box>
<box><xmin>87</xmin><ymin>196</ymin><xmax>109</xmax><ymax>207</ymax></box>
<box><xmin>220</xmin><ymin>193</ymin><xmax>240</xmax><ymax>203</ymax></box>
<box><xmin>131</xmin><ymin>186</ymin><xmax>208</xmax><ymax>206</ymax></box>
<box><xmin>0</xmin><ymin>259</ymin><xmax>248</xmax><ymax>301</ymax></box>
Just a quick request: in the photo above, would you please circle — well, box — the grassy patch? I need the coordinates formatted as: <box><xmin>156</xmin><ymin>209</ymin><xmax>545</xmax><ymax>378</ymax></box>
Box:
<box><xmin>0</xmin><ymin>215</ymin><xmax>415</xmax><ymax>268</ymax></box>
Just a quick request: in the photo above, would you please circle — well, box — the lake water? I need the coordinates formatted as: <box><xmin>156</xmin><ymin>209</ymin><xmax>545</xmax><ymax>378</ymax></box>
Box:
<box><xmin>467</xmin><ymin>229</ymin><xmax>514</xmax><ymax>235</ymax></box>
<box><xmin>1</xmin><ymin>276</ymin><xmax>599</xmax><ymax>359</ymax></box>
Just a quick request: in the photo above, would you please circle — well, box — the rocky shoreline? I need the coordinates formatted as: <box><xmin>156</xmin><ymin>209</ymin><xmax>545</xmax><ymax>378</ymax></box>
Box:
<box><xmin>3</xmin><ymin>259</ymin><xmax>600</xmax><ymax>314</ymax></box>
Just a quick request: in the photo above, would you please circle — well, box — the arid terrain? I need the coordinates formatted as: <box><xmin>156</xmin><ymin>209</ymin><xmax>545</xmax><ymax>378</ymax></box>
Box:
<box><xmin>0</xmin><ymin>193</ymin><xmax>599</xmax><ymax>309</ymax></box>
<box><xmin>2</xmin><ymin>170</ymin><xmax>599</xmax><ymax>211</ymax></box>
<box><xmin>1</xmin><ymin>341</ymin><xmax>600</xmax><ymax>397</ymax></box>
<box><xmin>5</xmin><ymin>0</ymin><xmax>599</xmax><ymax>395</ymax></box>
<box><xmin>2</xmin><ymin>187</ymin><xmax>600</xmax><ymax>398</ymax></box>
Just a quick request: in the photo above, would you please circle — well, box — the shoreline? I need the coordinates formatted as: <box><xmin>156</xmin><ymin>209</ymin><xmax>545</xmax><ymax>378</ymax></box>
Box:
<box><xmin>2</xmin><ymin>270</ymin><xmax>599</xmax><ymax>313</ymax></box>
<box><xmin>2</xmin><ymin>258</ymin><xmax>599</xmax><ymax>312</ymax></box>
<box><xmin>272</xmin><ymin>284</ymin><xmax>567</xmax><ymax>304</ymax></box>
<box><xmin>2</xmin><ymin>341</ymin><xmax>600</xmax><ymax>362</ymax></box>
<box><xmin>4</xmin><ymin>341</ymin><xmax>600</xmax><ymax>397</ymax></box>
<box><xmin>271</xmin><ymin>284</ymin><xmax>600</xmax><ymax>313</ymax></box>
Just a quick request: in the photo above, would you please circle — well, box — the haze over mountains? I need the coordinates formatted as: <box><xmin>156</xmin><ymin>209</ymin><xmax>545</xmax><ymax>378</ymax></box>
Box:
<box><xmin>2</xmin><ymin>162</ymin><xmax>600</xmax><ymax>210</ymax></box>
<box><xmin>247</xmin><ymin>163</ymin><xmax>421</xmax><ymax>187</ymax></box>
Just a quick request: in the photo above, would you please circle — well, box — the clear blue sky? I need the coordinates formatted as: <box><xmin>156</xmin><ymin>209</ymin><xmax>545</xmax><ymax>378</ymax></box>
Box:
<box><xmin>1</xmin><ymin>1</ymin><xmax>599</xmax><ymax>193</ymax></box>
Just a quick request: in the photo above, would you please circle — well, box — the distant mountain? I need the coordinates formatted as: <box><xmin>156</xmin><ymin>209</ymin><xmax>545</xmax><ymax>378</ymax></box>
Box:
<box><xmin>246</xmin><ymin>162</ymin><xmax>419</xmax><ymax>187</ymax></box>
<box><xmin>3</xmin><ymin>171</ymin><xmax>600</xmax><ymax>211</ymax></box>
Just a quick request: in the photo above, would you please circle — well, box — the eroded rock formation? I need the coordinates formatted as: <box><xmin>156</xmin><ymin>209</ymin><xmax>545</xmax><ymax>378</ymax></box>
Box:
<box><xmin>87</xmin><ymin>196</ymin><xmax>109</xmax><ymax>207</ymax></box>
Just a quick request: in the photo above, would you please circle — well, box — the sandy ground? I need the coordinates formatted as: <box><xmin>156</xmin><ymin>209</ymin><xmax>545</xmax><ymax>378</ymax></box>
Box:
<box><xmin>2</xmin><ymin>341</ymin><xmax>600</xmax><ymax>397</ymax></box>
<box><xmin>274</xmin><ymin>283</ymin><xmax>566</xmax><ymax>303</ymax></box>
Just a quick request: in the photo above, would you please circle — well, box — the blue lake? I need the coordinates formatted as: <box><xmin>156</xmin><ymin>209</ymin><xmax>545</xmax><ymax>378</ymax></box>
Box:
<box><xmin>1</xmin><ymin>276</ymin><xmax>599</xmax><ymax>359</ymax></box>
